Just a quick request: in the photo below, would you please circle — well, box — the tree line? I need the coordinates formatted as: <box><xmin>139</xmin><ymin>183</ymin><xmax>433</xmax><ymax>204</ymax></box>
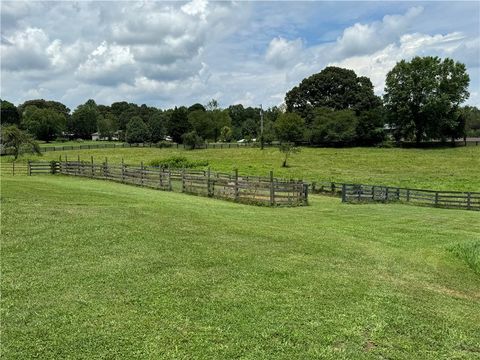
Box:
<box><xmin>1</xmin><ymin>56</ymin><xmax>479</xmax><ymax>153</ymax></box>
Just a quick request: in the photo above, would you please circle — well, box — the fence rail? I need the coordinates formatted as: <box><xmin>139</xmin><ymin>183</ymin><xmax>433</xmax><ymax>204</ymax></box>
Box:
<box><xmin>0</xmin><ymin>161</ymin><xmax>29</xmax><ymax>176</ymax></box>
<box><xmin>0</xmin><ymin>142</ymin><xmax>278</xmax><ymax>156</ymax></box>
<box><xmin>27</xmin><ymin>161</ymin><xmax>308</xmax><ymax>207</ymax></box>
<box><xmin>340</xmin><ymin>183</ymin><xmax>480</xmax><ymax>211</ymax></box>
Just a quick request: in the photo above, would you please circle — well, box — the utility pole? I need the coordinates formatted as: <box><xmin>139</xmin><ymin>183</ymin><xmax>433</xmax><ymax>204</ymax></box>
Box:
<box><xmin>260</xmin><ymin>104</ymin><xmax>264</xmax><ymax>150</ymax></box>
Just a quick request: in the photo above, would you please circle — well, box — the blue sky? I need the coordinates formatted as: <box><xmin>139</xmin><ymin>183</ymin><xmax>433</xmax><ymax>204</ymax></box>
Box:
<box><xmin>1</xmin><ymin>1</ymin><xmax>479</xmax><ymax>110</ymax></box>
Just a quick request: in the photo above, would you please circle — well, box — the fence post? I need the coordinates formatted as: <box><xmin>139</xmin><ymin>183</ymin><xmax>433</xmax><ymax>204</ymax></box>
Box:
<box><xmin>341</xmin><ymin>184</ymin><xmax>346</xmax><ymax>202</ymax></box>
<box><xmin>28</xmin><ymin>160</ymin><xmax>31</xmax><ymax>176</ymax></box>
<box><xmin>234</xmin><ymin>168</ymin><xmax>239</xmax><ymax>201</ymax></box>
<box><xmin>269</xmin><ymin>170</ymin><xmax>275</xmax><ymax>206</ymax></box>
<box><xmin>168</xmin><ymin>169</ymin><xmax>172</xmax><ymax>191</ymax></box>
<box><xmin>406</xmin><ymin>189</ymin><xmax>410</xmax><ymax>202</ymax></box>
<box><xmin>467</xmin><ymin>192</ymin><xmax>471</xmax><ymax>210</ymax></box>
<box><xmin>182</xmin><ymin>168</ymin><xmax>186</xmax><ymax>192</ymax></box>
<box><xmin>303</xmin><ymin>183</ymin><xmax>309</xmax><ymax>205</ymax></box>
<box><xmin>331</xmin><ymin>182</ymin><xmax>336</xmax><ymax>194</ymax></box>
<box><xmin>141</xmin><ymin>162</ymin><xmax>145</xmax><ymax>186</ymax></box>
<box><xmin>385</xmin><ymin>187</ymin><xmax>389</xmax><ymax>201</ymax></box>
<box><xmin>121</xmin><ymin>158</ymin><xmax>125</xmax><ymax>183</ymax></box>
<box><xmin>12</xmin><ymin>161</ymin><xmax>15</xmax><ymax>176</ymax></box>
<box><xmin>159</xmin><ymin>167</ymin><xmax>163</xmax><ymax>188</ymax></box>
<box><xmin>104</xmin><ymin>157</ymin><xmax>108</xmax><ymax>179</ymax></box>
<box><xmin>91</xmin><ymin>156</ymin><xmax>94</xmax><ymax>177</ymax></box>
<box><xmin>372</xmin><ymin>185</ymin><xmax>375</xmax><ymax>201</ymax></box>
<box><xmin>435</xmin><ymin>192</ymin><xmax>439</xmax><ymax>206</ymax></box>
<box><xmin>207</xmin><ymin>167</ymin><xmax>212</xmax><ymax>197</ymax></box>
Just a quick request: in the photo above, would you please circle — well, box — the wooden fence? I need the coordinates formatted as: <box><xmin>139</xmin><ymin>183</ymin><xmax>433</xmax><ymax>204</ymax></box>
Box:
<box><xmin>340</xmin><ymin>183</ymin><xmax>480</xmax><ymax>211</ymax></box>
<box><xmin>0</xmin><ymin>161</ymin><xmax>29</xmax><ymax>176</ymax></box>
<box><xmin>0</xmin><ymin>141</ymin><xmax>278</xmax><ymax>156</ymax></box>
<box><xmin>27</xmin><ymin>161</ymin><xmax>308</xmax><ymax>207</ymax></box>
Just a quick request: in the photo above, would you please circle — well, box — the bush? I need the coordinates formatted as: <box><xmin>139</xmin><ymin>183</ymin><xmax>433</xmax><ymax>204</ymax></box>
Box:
<box><xmin>148</xmin><ymin>156</ymin><xmax>209</xmax><ymax>169</ymax></box>
<box><xmin>182</xmin><ymin>130</ymin><xmax>204</xmax><ymax>149</ymax></box>
<box><xmin>156</xmin><ymin>141</ymin><xmax>173</xmax><ymax>148</ymax></box>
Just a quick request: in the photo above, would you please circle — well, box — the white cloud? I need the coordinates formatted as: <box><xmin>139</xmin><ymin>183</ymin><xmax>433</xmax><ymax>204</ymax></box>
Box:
<box><xmin>265</xmin><ymin>37</ymin><xmax>303</xmax><ymax>68</ymax></box>
<box><xmin>334</xmin><ymin>6</ymin><xmax>423</xmax><ymax>58</ymax></box>
<box><xmin>76</xmin><ymin>42</ymin><xmax>136</xmax><ymax>86</ymax></box>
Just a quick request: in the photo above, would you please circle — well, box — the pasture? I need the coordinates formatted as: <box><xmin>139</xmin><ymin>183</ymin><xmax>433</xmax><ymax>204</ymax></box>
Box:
<box><xmin>1</xmin><ymin>174</ymin><xmax>480</xmax><ymax>359</ymax></box>
<box><xmin>5</xmin><ymin>145</ymin><xmax>480</xmax><ymax>191</ymax></box>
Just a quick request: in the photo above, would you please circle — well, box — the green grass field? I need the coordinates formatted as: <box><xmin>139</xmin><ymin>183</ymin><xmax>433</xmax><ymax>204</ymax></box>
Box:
<box><xmin>2</xmin><ymin>174</ymin><xmax>479</xmax><ymax>359</ymax></box>
<box><xmin>4</xmin><ymin>145</ymin><xmax>480</xmax><ymax>191</ymax></box>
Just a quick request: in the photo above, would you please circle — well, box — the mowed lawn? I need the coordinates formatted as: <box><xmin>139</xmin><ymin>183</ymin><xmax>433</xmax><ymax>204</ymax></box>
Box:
<box><xmin>9</xmin><ymin>145</ymin><xmax>480</xmax><ymax>191</ymax></box>
<box><xmin>1</xmin><ymin>174</ymin><xmax>479</xmax><ymax>359</ymax></box>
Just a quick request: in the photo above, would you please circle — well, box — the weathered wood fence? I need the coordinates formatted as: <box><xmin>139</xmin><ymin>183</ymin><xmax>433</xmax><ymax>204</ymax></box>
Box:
<box><xmin>340</xmin><ymin>183</ymin><xmax>480</xmax><ymax>211</ymax></box>
<box><xmin>27</xmin><ymin>160</ymin><xmax>308</xmax><ymax>207</ymax></box>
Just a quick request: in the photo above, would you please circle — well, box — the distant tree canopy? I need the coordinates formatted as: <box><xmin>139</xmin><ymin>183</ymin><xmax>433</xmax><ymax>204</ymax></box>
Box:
<box><xmin>285</xmin><ymin>66</ymin><xmax>381</xmax><ymax>119</ymax></box>
<box><xmin>1</xmin><ymin>100</ymin><xmax>21</xmax><ymax>125</ymax></box>
<box><xmin>126</xmin><ymin>116</ymin><xmax>150</xmax><ymax>143</ymax></box>
<box><xmin>461</xmin><ymin>106</ymin><xmax>480</xmax><ymax>137</ymax></box>
<box><xmin>18</xmin><ymin>99</ymin><xmax>70</xmax><ymax>120</ymax></box>
<box><xmin>384</xmin><ymin>56</ymin><xmax>470</xmax><ymax>143</ymax></box>
<box><xmin>309</xmin><ymin>108</ymin><xmax>358</xmax><ymax>145</ymax></box>
<box><xmin>70</xmin><ymin>99</ymin><xmax>101</xmax><ymax>139</ymax></box>
<box><xmin>21</xmin><ymin>106</ymin><xmax>66</xmax><ymax>142</ymax></box>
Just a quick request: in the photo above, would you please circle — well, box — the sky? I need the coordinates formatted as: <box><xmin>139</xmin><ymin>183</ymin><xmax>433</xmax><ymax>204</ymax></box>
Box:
<box><xmin>1</xmin><ymin>1</ymin><xmax>479</xmax><ymax>111</ymax></box>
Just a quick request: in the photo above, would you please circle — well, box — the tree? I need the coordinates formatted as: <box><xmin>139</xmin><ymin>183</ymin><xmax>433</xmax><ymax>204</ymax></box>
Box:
<box><xmin>22</xmin><ymin>106</ymin><xmax>66</xmax><ymax>142</ymax></box>
<box><xmin>309</xmin><ymin>108</ymin><xmax>358</xmax><ymax>145</ymax></box>
<box><xmin>1</xmin><ymin>125</ymin><xmax>41</xmax><ymax>160</ymax></box>
<box><xmin>356</xmin><ymin>108</ymin><xmax>385</xmax><ymax>146</ymax></box>
<box><xmin>148</xmin><ymin>112</ymin><xmax>167</xmax><ymax>143</ymax></box>
<box><xmin>188</xmin><ymin>103</ymin><xmax>206</xmax><ymax>112</ymax></box>
<box><xmin>285</xmin><ymin>66</ymin><xmax>381</xmax><ymax>118</ymax></box>
<box><xmin>220</xmin><ymin>126</ymin><xmax>233</xmax><ymax>142</ymax></box>
<box><xmin>182</xmin><ymin>130</ymin><xmax>203</xmax><ymax>150</ymax></box>
<box><xmin>461</xmin><ymin>106</ymin><xmax>480</xmax><ymax>137</ymax></box>
<box><xmin>167</xmin><ymin>106</ymin><xmax>190</xmax><ymax>143</ymax></box>
<box><xmin>384</xmin><ymin>56</ymin><xmax>470</xmax><ymax>144</ymax></box>
<box><xmin>70</xmin><ymin>100</ymin><xmax>101</xmax><ymax>139</ymax></box>
<box><xmin>188</xmin><ymin>109</ymin><xmax>231</xmax><ymax>142</ymax></box>
<box><xmin>97</xmin><ymin>114</ymin><xmax>116</xmax><ymax>140</ymax></box>
<box><xmin>17</xmin><ymin>99</ymin><xmax>70</xmax><ymax>120</ymax></box>
<box><xmin>1</xmin><ymin>100</ymin><xmax>20</xmax><ymax>125</ymax></box>
<box><xmin>279</xmin><ymin>143</ymin><xmax>300</xmax><ymax>168</ymax></box>
<box><xmin>125</xmin><ymin>116</ymin><xmax>150</xmax><ymax>143</ymax></box>
<box><xmin>275</xmin><ymin>112</ymin><xmax>305</xmax><ymax>144</ymax></box>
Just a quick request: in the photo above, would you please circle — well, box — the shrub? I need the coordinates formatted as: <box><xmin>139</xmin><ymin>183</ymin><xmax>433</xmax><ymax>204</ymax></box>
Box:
<box><xmin>156</xmin><ymin>141</ymin><xmax>173</xmax><ymax>148</ymax></box>
<box><xmin>148</xmin><ymin>156</ymin><xmax>209</xmax><ymax>169</ymax></box>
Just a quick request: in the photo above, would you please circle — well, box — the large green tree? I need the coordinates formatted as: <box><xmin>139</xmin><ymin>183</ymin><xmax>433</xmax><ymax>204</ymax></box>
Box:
<box><xmin>461</xmin><ymin>106</ymin><xmax>480</xmax><ymax>137</ymax></box>
<box><xmin>1</xmin><ymin>100</ymin><xmax>21</xmax><ymax>125</ymax></box>
<box><xmin>285</xmin><ymin>66</ymin><xmax>381</xmax><ymax>119</ymax></box>
<box><xmin>167</xmin><ymin>107</ymin><xmax>190</xmax><ymax>143</ymax></box>
<box><xmin>384</xmin><ymin>56</ymin><xmax>470</xmax><ymax>143</ymax></box>
<box><xmin>125</xmin><ymin>116</ymin><xmax>150</xmax><ymax>143</ymax></box>
<box><xmin>18</xmin><ymin>99</ymin><xmax>70</xmax><ymax>121</ymax></box>
<box><xmin>309</xmin><ymin>108</ymin><xmax>358</xmax><ymax>145</ymax></box>
<box><xmin>70</xmin><ymin>100</ymin><xmax>101</xmax><ymax>139</ymax></box>
<box><xmin>22</xmin><ymin>106</ymin><xmax>66</xmax><ymax>142</ymax></box>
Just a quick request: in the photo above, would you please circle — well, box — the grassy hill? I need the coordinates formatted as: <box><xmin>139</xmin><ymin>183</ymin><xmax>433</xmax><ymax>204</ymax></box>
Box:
<box><xmin>5</xmin><ymin>145</ymin><xmax>480</xmax><ymax>191</ymax></box>
<box><xmin>2</xmin><ymin>174</ymin><xmax>479</xmax><ymax>359</ymax></box>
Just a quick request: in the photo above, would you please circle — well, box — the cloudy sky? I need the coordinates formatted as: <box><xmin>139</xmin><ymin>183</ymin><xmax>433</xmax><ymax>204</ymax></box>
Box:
<box><xmin>1</xmin><ymin>1</ymin><xmax>479</xmax><ymax>110</ymax></box>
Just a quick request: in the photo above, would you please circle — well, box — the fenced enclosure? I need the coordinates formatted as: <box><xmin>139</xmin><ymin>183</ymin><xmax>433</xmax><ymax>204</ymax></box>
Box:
<box><xmin>341</xmin><ymin>183</ymin><xmax>480</xmax><ymax>211</ymax></box>
<box><xmin>26</xmin><ymin>160</ymin><xmax>308</xmax><ymax>207</ymax></box>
